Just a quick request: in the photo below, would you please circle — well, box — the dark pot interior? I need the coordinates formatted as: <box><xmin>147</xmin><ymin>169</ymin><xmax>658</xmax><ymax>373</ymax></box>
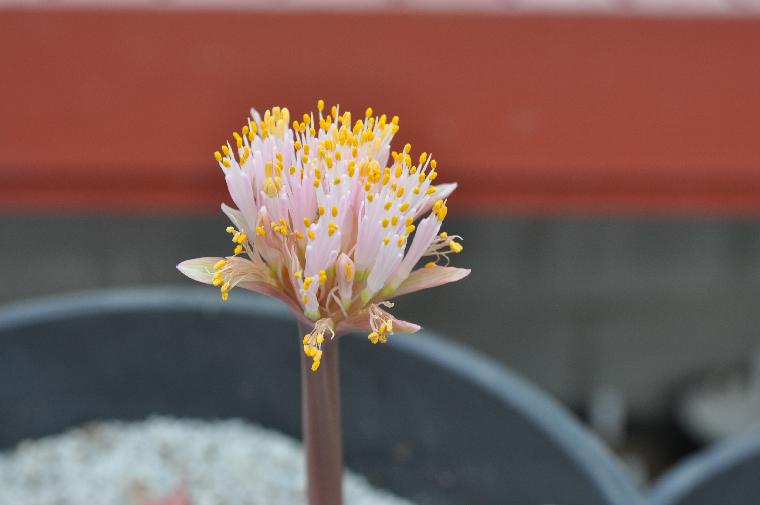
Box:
<box><xmin>0</xmin><ymin>288</ymin><xmax>640</xmax><ymax>505</ymax></box>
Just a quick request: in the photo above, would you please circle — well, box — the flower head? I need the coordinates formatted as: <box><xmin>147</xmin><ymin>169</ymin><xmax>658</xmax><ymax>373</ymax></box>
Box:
<box><xmin>178</xmin><ymin>101</ymin><xmax>470</xmax><ymax>370</ymax></box>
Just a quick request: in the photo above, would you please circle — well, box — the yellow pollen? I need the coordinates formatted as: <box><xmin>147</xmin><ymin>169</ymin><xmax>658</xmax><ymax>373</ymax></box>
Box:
<box><xmin>439</xmin><ymin>231</ymin><xmax>448</xmax><ymax>238</ymax></box>
<box><xmin>413</xmin><ymin>186</ymin><xmax>420</xmax><ymax>195</ymax></box>
<box><xmin>313</xmin><ymin>180</ymin><xmax>320</xmax><ymax>188</ymax></box>
<box><xmin>303</xmin><ymin>218</ymin><xmax>312</xmax><ymax>227</ymax></box>
<box><xmin>406</xmin><ymin>224</ymin><xmax>416</xmax><ymax>234</ymax></box>
<box><xmin>383</xmin><ymin>202</ymin><xmax>392</xmax><ymax>211</ymax></box>
<box><xmin>317</xmin><ymin>99</ymin><xmax>325</xmax><ymax>111</ymax></box>
<box><xmin>399</xmin><ymin>202</ymin><xmax>410</xmax><ymax>212</ymax></box>
<box><xmin>294</xmin><ymin>271</ymin><xmax>302</xmax><ymax>279</ymax></box>
<box><xmin>428</xmin><ymin>171</ymin><xmax>438</xmax><ymax>181</ymax></box>
<box><xmin>333</xmin><ymin>177</ymin><xmax>341</xmax><ymax>185</ymax></box>
<box><xmin>311</xmin><ymin>360</ymin><xmax>320</xmax><ymax>372</ymax></box>
<box><xmin>319</xmin><ymin>270</ymin><xmax>327</xmax><ymax>284</ymax></box>
<box><xmin>331</xmin><ymin>206</ymin><xmax>338</xmax><ymax>217</ymax></box>
<box><xmin>403</xmin><ymin>143</ymin><xmax>411</xmax><ymax>154</ymax></box>
<box><xmin>233</xmin><ymin>245</ymin><xmax>243</xmax><ymax>255</ymax></box>
<box><xmin>365</xmin><ymin>107</ymin><xmax>373</xmax><ymax>118</ymax></box>
<box><xmin>368</xmin><ymin>332</ymin><xmax>379</xmax><ymax>344</ymax></box>
<box><xmin>222</xmin><ymin>159</ymin><xmax>231</xmax><ymax>168</ymax></box>
<box><xmin>431</xmin><ymin>159</ymin><xmax>438</xmax><ymax>169</ymax></box>
<box><xmin>308</xmin><ymin>229</ymin><xmax>316</xmax><ymax>240</ymax></box>
<box><xmin>391</xmin><ymin>215</ymin><xmax>399</xmax><ymax>226</ymax></box>
<box><xmin>304</xmin><ymin>277</ymin><xmax>313</xmax><ymax>289</ymax></box>
<box><xmin>214</xmin><ymin>151</ymin><xmax>222</xmax><ymax>162</ymax></box>
<box><xmin>318</xmin><ymin>206</ymin><xmax>325</xmax><ymax>216</ymax></box>
<box><xmin>397</xmin><ymin>237</ymin><xmax>406</xmax><ymax>247</ymax></box>
<box><xmin>381</xmin><ymin>218</ymin><xmax>389</xmax><ymax>228</ymax></box>
<box><xmin>449</xmin><ymin>240</ymin><xmax>463</xmax><ymax>253</ymax></box>
<box><xmin>426</xmin><ymin>187</ymin><xmax>437</xmax><ymax>195</ymax></box>
<box><xmin>256</xmin><ymin>226</ymin><xmax>266</xmax><ymax>236</ymax></box>
<box><xmin>419</xmin><ymin>152</ymin><xmax>428</xmax><ymax>164</ymax></box>
<box><xmin>383</xmin><ymin>237</ymin><xmax>390</xmax><ymax>245</ymax></box>
<box><xmin>296</xmin><ymin>231</ymin><xmax>304</xmax><ymax>239</ymax></box>
<box><xmin>328</xmin><ymin>223</ymin><xmax>338</xmax><ymax>236</ymax></box>
<box><xmin>425</xmin><ymin>261</ymin><xmax>437</xmax><ymax>268</ymax></box>
<box><xmin>222</xmin><ymin>145</ymin><xmax>230</xmax><ymax>157</ymax></box>
<box><xmin>226</xmin><ymin>226</ymin><xmax>235</xmax><ymax>234</ymax></box>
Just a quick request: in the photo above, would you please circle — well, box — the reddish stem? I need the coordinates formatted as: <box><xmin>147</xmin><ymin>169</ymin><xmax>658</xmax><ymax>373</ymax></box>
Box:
<box><xmin>299</xmin><ymin>322</ymin><xmax>343</xmax><ymax>505</ymax></box>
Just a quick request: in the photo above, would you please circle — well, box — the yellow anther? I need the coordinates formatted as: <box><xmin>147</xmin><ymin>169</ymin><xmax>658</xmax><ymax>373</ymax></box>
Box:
<box><xmin>294</xmin><ymin>141</ymin><xmax>302</xmax><ymax>151</ymax></box>
<box><xmin>419</xmin><ymin>152</ymin><xmax>428</xmax><ymax>164</ymax></box>
<box><xmin>431</xmin><ymin>159</ymin><xmax>437</xmax><ymax>169</ymax></box>
<box><xmin>391</xmin><ymin>215</ymin><xmax>399</xmax><ymax>226</ymax></box>
<box><xmin>333</xmin><ymin>177</ymin><xmax>341</xmax><ymax>185</ymax></box>
<box><xmin>221</xmin><ymin>281</ymin><xmax>230</xmax><ymax>293</ymax></box>
<box><xmin>428</xmin><ymin>171</ymin><xmax>438</xmax><ymax>181</ymax></box>
<box><xmin>426</xmin><ymin>187</ymin><xmax>437</xmax><ymax>195</ymax></box>
<box><xmin>221</xmin><ymin>291</ymin><xmax>229</xmax><ymax>301</ymax></box>
<box><xmin>235</xmin><ymin>233</ymin><xmax>248</xmax><ymax>244</ymax></box>
<box><xmin>213</xmin><ymin>259</ymin><xmax>227</xmax><ymax>270</ymax></box>
<box><xmin>212</xmin><ymin>277</ymin><xmax>223</xmax><ymax>287</ymax></box>
<box><xmin>396</xmin><ymin>187</ymin><xmax>405</xmax><ymax>198</ymax></box>
<box><xmin>308</xmin><ymin>229</ymin><xmax>316</xmax><ymax>240</ymax></box>
<box><xmin>319</xmin><ymin>270</ymin><xmax>327</xmax><ymax>284</ymax></box>
<box><xmin>311</xmin><ymin>360</ymin><xmax>320</xmax><ymax>372</ymax></box>
<box><xmin>449</xmin><ymin>240</ymin><xmax>463</xmax><ymax>253</ymax></box>
<box><xmin>304</xmin><ymin>218</ymin><xmax>312</xmax><ymax>227</ymax></box>
<box><xmin>214</xmin><ymin>151</ymin><xmax>222</xmax><ymax>162</ymax></box>
<box><xmin>296</xmin><ymin>231</ymin><xmax>304</xmax><ymax>239</ymax></box>
<box><xmin>381</xmin><ymin>218</ymin><xmax>389</xmax><ymax>228</ymax></box>
<box><xmin>331</xmin><ymin>206</ymin><xmax>338</xmax><ymax>217</ymax></box>
<box><xmin>425</xmin><ymin>261</ymin><xmax>437</xmax><ymax>268</ymax></box>
<box><xmin>368</xmin><ymin>332</ymin><xmax>380</xmax><ymax>344</ymax></box>
<box><xmin>318</xmin><ymin>206</ymin><xmax>325</xmax><ymax>216</ymax></box>
<box><xmin>348</xmin><ymin>161</ymin><xmax>356</xmax><ymax>177</ymax></box>
<box><xmin>304</xmin><ymin>277</ymin><xmax>313</xmax><ymax>289</ymax></box>
<box><xmin>328</xmin><ymin>223</ymin><xmax>338</xmax><ymax>236</ymax></box>
<box><xmin>256</xmin><ymin>226</ymin><xmax>266</xmax><ymax>236</ymax></box>
<box><xmin>397</xmin><ymin>237</ymin><xmax>406</xmax><ymax>247</ymax></box>
<box><xmin>365</xmin><ymin>107</ymin><xmax>373</xmax><ymax>118</ymax></box>
<box><xmin>395</xmin><ymin>166</ymin><xmax>403</xmax><ymax>178</ymax></box>
<box><xmin>233</xmin><ymin>131</ymin><xmax>243</xmax><ymax>148</ymax></box>
<box><xmin>384</xmin><ymin>201</ymin><xmax>392</xmax><ymax>211</ymax></box>
<box><xmin>406</xmin><ymin>217</ymin><xmax>414</xmax><ymax>226</ymax></box>
<box><xmin>439</xmin><ymin>231</ymin><xmax>448</xmax><ymax>238</ymax></box>
<box><xmin>316</xmin><ymin>333</ymin><xmax>325</xmax><ymax>345</ymax></box>
<box><xmin>313</xmin><ymin>179</ymin><xmax>321</xmax><ymax>188</ymax></box>
<box><xmin>222</xmin><ymin>145</ymin><xmax>231</xmax><ymax>157</ymax></box>
<box><xmin>222</xmin><ymin>159</ymin><xmax>232</xmax><ymax>168</ymax></box>
<box><xmin>383</xmin><ymin>237</ymin><xmax>390</xmax><ymax>245</ymax></box>
<box><xmin>367</xmin><ymin>194</ymin><xmax>374</xmax><ymax>202</ymax></box>
<box><xmin>413</xmin><ymin>186</ymin><xmax>420</xmax><ymax>195</ymax></box>
<box><xmin>436</xmin><ymin>204</ymin><xmax>448</xmax><ymax>221</ymax></box>
<box><xmin>226</xmin><ymin>226</ymin><xmax>236</xmax><ymax>233</ymax></box>
<box><xmin>233</xmin><ymin>245</ymin><xmax>243</xmax><ymax>255</ymax></box>
<box><xmin>262</xmin><ymin>177</ymin><xmax>281</xmax><ymax>198</ymax></box>
<box><xmin>304</xmin><ymin>144</ymin><xmax>310</xmax><ymax>155</ymax></box>
<box><xmin>317</xmin><ymin>99</ymin><xmax>325</xmax><ymax>111</ymax></box>
<box><xmin>294</xmin><ymin>270</ymin><xmax>302</xmax><ymax>279</ymax></box>
<box><xmin>399</xmin><ymin>202</ymin><xmax>410</xmax><ymax>212</ymax></box>
<box><xmin>403</xmin><ymin>143</ymin><xmax>411</xmax><ymax>154</ymax></box>
<box><xmin>290</xmin><ymin>165</ymin><xmax>296</xmax><ymax>175</ymax></box>
<box><xmin>406</xmin><ymin>225</ymin><xmax>416</xmax><ymax>234</ymax></box>
<box><xmin>391</xmin><ymin>115</ymin><xmax>399</xmax><ymax>125</ymax></box>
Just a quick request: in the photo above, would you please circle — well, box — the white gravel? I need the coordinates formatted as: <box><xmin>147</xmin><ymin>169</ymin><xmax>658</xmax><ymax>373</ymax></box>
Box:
<box><xmin>0</xmin><ymin>417</ymin><xmax>415</xmax><ymax>505</ymax></box>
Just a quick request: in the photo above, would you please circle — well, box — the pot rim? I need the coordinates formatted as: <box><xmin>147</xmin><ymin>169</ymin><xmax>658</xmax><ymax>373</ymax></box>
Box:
<box><xmin>0</xmin><ymin>286</ymin><xmax>641</xmax><ymax>505</ymax></box>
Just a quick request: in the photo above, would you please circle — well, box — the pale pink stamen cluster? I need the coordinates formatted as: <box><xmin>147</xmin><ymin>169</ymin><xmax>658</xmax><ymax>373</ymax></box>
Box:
<box><xmin>178</xmin><ymin>101</ymin><xmax>469</xmax><ymax>371</ymax></box>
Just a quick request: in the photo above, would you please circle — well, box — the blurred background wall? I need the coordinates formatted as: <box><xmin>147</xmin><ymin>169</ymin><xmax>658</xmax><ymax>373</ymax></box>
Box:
<box><xmin>3</xmin><ymin>0</ymin><xmax>760</xmax><ymax>478</ymax></box>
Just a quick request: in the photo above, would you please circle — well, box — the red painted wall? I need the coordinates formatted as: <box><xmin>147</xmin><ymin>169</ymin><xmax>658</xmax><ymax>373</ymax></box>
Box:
<box><xmin>2</xmin><ymin>9</ymin><xmax>760</xmax><ymax>214</ymax></box>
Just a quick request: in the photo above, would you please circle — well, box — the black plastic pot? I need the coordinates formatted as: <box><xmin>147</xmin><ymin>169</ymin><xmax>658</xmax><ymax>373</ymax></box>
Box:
<box><xmin>649</xmin><ymin>430</ymin><xmax>760</xmax><ymax>505</ymax></box>
<box><xmin>0</xmin><ymin>288</ymin><xmax>640</xmax><ymax>505</ymax></box>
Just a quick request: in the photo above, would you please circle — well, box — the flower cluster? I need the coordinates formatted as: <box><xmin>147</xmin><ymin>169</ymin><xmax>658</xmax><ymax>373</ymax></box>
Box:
<box><xmin>178</xmin><ymin>101</ymin><xmax>469</xmax><ymax>371</ymax></box>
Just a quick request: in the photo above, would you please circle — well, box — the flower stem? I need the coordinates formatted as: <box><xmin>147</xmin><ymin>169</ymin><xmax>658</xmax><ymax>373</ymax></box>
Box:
<box><xmin>299</xmin><ymin>322</ymin><xmax>343</xmax><ymax>505</ymax></box>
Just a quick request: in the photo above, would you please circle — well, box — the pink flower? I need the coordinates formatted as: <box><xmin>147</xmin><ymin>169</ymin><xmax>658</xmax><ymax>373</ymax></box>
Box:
<box><xmin>178</xmin><ymin>102</ymin><xmax>469</xmax><ymax>371</ymax></box>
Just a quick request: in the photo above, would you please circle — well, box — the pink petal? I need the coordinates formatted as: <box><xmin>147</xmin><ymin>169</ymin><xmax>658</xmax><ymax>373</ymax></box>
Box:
<box><xmin>176</xmin><ymin>257</ymin><xmax>222</xmax><ymax>285</ymax></box>
<box><xmin>392</xmin><ymin>266</ymin><xmax>470</xmax><ymax>298</ymax></box>
<box><xmin>236</xmin><ymin>279</ymin><xmax>310</xmax><ymax>323</ymax></box>
<box><xmin>336</xmin><ymin>311</ymin><xmax>421</xmax><ymax>335</ymax></box>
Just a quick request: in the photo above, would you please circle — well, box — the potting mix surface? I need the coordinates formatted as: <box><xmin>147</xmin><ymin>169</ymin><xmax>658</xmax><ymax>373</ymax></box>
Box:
<box><xmin>0</xmin><ymin>417</ymin><xmax>415</xmax><ymax>505</ymax></box>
